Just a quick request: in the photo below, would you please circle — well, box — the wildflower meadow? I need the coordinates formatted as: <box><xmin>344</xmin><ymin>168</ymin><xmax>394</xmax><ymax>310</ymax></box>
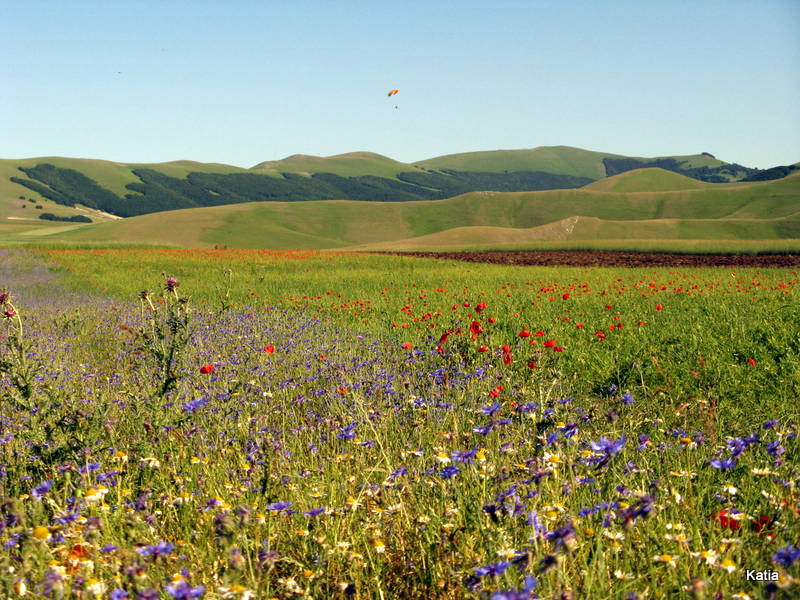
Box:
<box><xmin>0</xmin><ymin>248</ymin><xmax>798</xmax><ymax>599</ymax></box>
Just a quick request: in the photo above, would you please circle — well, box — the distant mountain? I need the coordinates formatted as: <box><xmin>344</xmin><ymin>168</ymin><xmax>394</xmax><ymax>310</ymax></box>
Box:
<box><xmin>0</xmin><ymin>146</ymin><xmax>793</xmax><ymax>221</ymax></box>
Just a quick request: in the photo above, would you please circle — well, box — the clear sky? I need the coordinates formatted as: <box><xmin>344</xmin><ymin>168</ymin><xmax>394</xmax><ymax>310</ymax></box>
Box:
<box><xmin>3</xmin><ymin>0</ymin><xmax>799</xmax><ymax>168</ymax></box>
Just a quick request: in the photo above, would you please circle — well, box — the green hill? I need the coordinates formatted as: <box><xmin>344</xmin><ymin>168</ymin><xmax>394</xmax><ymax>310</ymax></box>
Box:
<box><xmin>583</xmin><ymin>168</ymin><xmax>713</xmax><ymax>192</ymax></box>
<box><xmin>12</xmin><ymin>169</ymin><xmax>795</xmax><ymax>249</ymax></box>
<box><xmin>1</xmin><ymin>147</ymin><xmax>794</xmax><ymax>242</ymax></box>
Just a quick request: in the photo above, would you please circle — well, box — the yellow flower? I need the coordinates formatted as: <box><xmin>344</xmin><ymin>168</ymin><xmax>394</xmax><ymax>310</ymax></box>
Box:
<box><xmin>32</xmin><ymin>526</ymin><xmax>50</xmax><ymax>541</ymax></box>
<box><xmin>84</xmin><ymin>579</ymin><xmax>106</xmax><ymax>597</ymax></box>
<box><xmin>719</xmin><ymin>558</ymin><xmax>737</xmax><ymax>573</ymax></box>
<box><xmin>691</xmin><ymin>549</ymin><xmax>718</xmax><ymax>565</ymax></box>
<box><xmin>653</xmin><ymin>554</ymin><xmax>678</xmax><ymax>566</ymax></box>
<box><xmin>372</xmin><ymin>539</ymin><xmax>386</xmax><ymax>553</ymax></box>
<box><xmin>435</xmin><ymin>452</ymin><xmax>451</xmax><ymax>464</ymax></box>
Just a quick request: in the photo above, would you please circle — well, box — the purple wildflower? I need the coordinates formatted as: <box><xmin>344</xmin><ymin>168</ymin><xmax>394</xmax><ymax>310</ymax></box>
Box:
<box><xmin>165</xmin><ymin>580</ymin><xmax>205</xmax><ymax>599</ymax></box>
<box><xmin>110</xmin><ymin>590</ymin><xmax>130</xmax><ymax>600</ymax></box>
<box><xmin>440</xmin><ymin>465</ymin><xmax>461</xmax><ymax>479</ymax></box>
<box><xmin>303</xmin><ymin>507</ymin><xmax>326</xmax><ymax>518</ymax></box>
<box><xmin>589</xmin><ymin>436</ymin><xmax>627</xmax><ymax>460</ymax></box>
<box><xmin>621</xmin><ymin>393</ymin><xmax>634</xmax><ymax>405</ymax></box>
<box><xmin>773</xmin><ymin>545</ymin><xmax>800</xmax><ymax>567</ymax></box>
<box><xmin>709</xmin><ymin>457</ymin><xmax>737</xmax><ymax>469</ymax></box>
<box><xmin>137</xmin><ymin>541</ymin><xmax>175</xmax><ymax>557</ymax></box>
<box><xmin>766</xmin><ymin>441</ymin><xmax>785</xmax><ymax>457</ymax></box>
<box><xmin>474</xmin><ymin>561</ymin><xmax>510</xmax><ymax>577</ymax></box>
<box><xmin>266</xmin><ymin>500</ymin><xmax>292</xmax><ymax>512</ymax></box>
<box><xmin>490</xmin><ymin>575</ymin><xmax>538</xmax><ymax>600</ymax></box>
<box><xmin>31</xmin><ymin>480</ymin><xmax>53</xmax><ymax>500</ymax></box>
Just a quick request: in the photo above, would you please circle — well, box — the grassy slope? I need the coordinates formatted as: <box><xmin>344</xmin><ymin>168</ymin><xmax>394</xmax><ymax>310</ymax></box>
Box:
<box><xmin>582</xmin><ymin>168</ymin><xmax>712</xmax><ymax>192</ymax></box>
<box><xmin>251</xmin><ymin>152</ymin><xmax>419</xmax><ymax>178</ymax></box>
<box><xmin>23</xmin><ymin>170</ymin><xmax>799</xmax><ymax>249</ymax></box>
<box><xmin>414</xmin><ymin>146</ymin><xmax>726</xmax><ymax>179</ymax></box>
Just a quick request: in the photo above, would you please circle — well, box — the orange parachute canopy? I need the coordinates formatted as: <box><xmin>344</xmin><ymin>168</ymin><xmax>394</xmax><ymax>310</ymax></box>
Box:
<box><xmin>387</xmin><ymin>89</ymin><xmax>399</xmax><ymax>97</ymax></box>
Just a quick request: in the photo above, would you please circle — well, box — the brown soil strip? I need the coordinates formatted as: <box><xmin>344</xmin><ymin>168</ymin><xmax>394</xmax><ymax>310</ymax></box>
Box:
<box><xmin>376</xmin><ymin>251</ymin><xmax>800</xmax><ymax>268</ymax></box>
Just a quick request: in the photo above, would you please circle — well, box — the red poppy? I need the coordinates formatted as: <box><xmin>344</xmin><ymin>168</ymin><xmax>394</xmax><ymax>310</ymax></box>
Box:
<box><xmin>752</xmin><ymin>515</ymin><xmax>772</xmax><ymax>533</ymax></box>
<box><xmin>436</xmin><ymin>346</ymin><xmax>444</xmax><ymax>354</ymax></box>
<box><xmin>553</xmin><ymin>346</ymin><xmax>565</xmax><ymax>352</ymax></box>
<box><xmin>543</xmin><ymin>339</ymin><xmax>556</xmax><ymax>348</ymax></box>
<box><xmin>318</xmin><ymin>354</ymin><xmax>327</xmax><ymax>361</ymax></box>
<box><xmin>199</xmin><ymin>364</ymin><xmax>215</xmax><ymax>374</ymax></box>
<box><xmin>655</xmin><ymin>304</ymin><xmax>663</xmax><ymax>311</ymax></box>
<box><xmin>501</xmin><ymin>345</ymin><xmax>511</xmax><ymax>353</ymax></box>
<box><xmin>475</xmin><ymin>302</ymin><xmax>487</xmax><ymax>313</ymax></box>
<box><xmin>576</xmin><ymin>323</ymin><xmax>584</xmax><ymax>329</ymax></box>
<box><xmin>715</xmin><ymin>509</ymin><xmax>741</xmax><ymax>531</ymax></box>
<box><xmin>263</xmin><ymin>345</ymin><xmax>275</xmax><ymax>353</ymax></box>
<box><xmin>503</xmin><ymin>352</ymin><xmax>513</xmax><ymax>365</ymax></box>
<box><xmin>746</xmin><ymin>358</ymin><xmax>756</xmax><ymax>367</ymax></box>
<box><xmin>595</xmin><ymin>331</ymin><xmax>606</xmax><ymax>339</ymax></box>
<box><xmin>477</xmin><ymin>345</ymin><xmax>489</xmax><ymax>353</ymax></box>
<box><xmin>401</xmin><ymin>342</ymin><xmax>413</xmax><ymax>350</ymax></box>
<box><xmin>527</xmin><ymin>361</ymin><xmax>537</xmax><ymax>369</ymax></box>
<box><xmin>518</xmin><ymin>330</ymin><xmax>531</xmax><ymax>338</ymax></box>
<box><xmin>562</xmin><ymin>293</ymin><xmax>570</xmax><ymax>300</ymax></box>
<box><xmin>469</xmin><ymin>321</ymin><xmax>483</xmax><ymax>340</ymax></box>
<box><xmin>488</xmin><ymin>317</ymin><xmax>498</xmax><ymax>324</ymax></box>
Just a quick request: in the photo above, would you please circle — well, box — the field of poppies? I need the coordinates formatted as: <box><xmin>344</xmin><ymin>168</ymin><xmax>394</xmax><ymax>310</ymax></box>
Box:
<box><xmin>0</xmin><ymin>248</ymin><xmax>798</xmax><ymax>599</ymax></box>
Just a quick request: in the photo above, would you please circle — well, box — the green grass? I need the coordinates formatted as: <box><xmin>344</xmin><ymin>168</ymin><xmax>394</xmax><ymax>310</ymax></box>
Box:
<box><xmin>1</xmin><ymin>249</ymin><xmax>798</xmax><ymax>598</ymax></box>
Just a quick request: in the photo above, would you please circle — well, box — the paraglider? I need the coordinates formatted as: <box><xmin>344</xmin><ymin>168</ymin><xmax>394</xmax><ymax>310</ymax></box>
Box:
<box><xmin>387</xmin><ymin>89</ymin><xmax>399</xmax><ymax>97</ymax></box>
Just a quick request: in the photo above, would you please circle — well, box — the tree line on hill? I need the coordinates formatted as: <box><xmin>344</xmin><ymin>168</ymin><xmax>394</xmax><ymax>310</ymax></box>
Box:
<box><xmin>11</xmin><ymin>164</ymin><xmax>593</xmax><ymax>217</ymax></box>
<box><xmin>9</xmin><ymin>159</ymin><xmax>796</xmax><ymax>219</ymax></box>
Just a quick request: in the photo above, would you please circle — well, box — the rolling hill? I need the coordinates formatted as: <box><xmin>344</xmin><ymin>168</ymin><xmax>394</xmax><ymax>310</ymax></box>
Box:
<box><xmin>1</xmin><ymin>146</ymin><xmax>776</xmax><ymax>223</ymax></box>
<box><xmin>12</xmin><ymin>168</ymin><xmax>796</xmax><ymax>249</ymax></box>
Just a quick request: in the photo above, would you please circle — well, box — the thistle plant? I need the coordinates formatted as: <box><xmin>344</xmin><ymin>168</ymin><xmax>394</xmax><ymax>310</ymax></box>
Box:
<box><xmin>0</xmin><ymin>291</ymin><xmax>40</xmax><ymax>410</ymax></box>
<box><xmin>137</xmin><ymin>275</ymin><xmax>193</xmax><ymax>400</ymax></box>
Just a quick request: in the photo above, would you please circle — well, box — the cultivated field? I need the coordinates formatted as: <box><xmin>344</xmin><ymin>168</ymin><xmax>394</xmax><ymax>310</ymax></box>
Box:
<box><xmin>0</xmin><ymin>249</ymin><xmax>798</xmax><ymax>599</ymax></box>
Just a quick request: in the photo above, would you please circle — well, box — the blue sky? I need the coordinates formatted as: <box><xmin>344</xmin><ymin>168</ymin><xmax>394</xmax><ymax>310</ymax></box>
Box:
<box><xmin>3</xmin><ymin>0</ymin><xmax>798</xmax><ymax>168</ymax></box>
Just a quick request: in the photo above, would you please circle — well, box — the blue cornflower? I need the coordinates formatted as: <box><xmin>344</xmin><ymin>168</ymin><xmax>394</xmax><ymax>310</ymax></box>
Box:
<box><xmin>709</xmin><ymin>457</ymin><xmax>737</xmax><ymax>470</ymax></box>
<box><xmin>766</xmin><ymin>441</ymin><xmax>785</xmax><ymax>457</ymax></box>
<box><xmin>110</xmin><ymin>589</ymin><xmax>130</xmax><ymax>600</ymax></box>
<box><xmin>473</xmin><ymin>424</ymin><xmax>493</xmax><ymax>435</ymax></box>
<box><xmin>388</xmin><ymin>466</ymin><xmax>407</xmax><ymax>481</ymax></box>
<box><xmin>516</xmin><ymin>402</ymin><xmax>540</xmax><ymax>414</ymax></box>
<box><xmin>137</xmin><ymin>541</ymin><xmax>175</xmax><ymax>557</ymax></box>
<box><xmin>621</xmin><ymin>393</ymin><xmax>634</xmax><ymax>405</ymax></box>
<box><xmin>451</xmin><ymin>448</ymin><xmax>478</xmax><ymax>464</ymax></box>
<box><xmin>482</xmin><ymin>402</ymin><xmax>502</xmax><ymax>416</ymax></box>
<box><xmin>490</xmin><ymin>575</ymin><xmax>538</xmax><ymax>600</ymax></box>
<box><xmin>100</xmin><ymin>544</ymin><xmax>118</xmax><ymax>553</ymax></box>
<box><xmin>589</xmin><ymin>436</ymin><xmax>627</xmax><ymax>456</ymax></box>
<box><xmin>546</xmin><ymin>522</ymin><xmax>576</xmax><ymax>549</ymax></box>
<box><xmin>440</xmin><ymin>465</ymin><xmax>461</xmax><ymax>479</ymax></box>
<box><xmin>773</xmin><ymin>545</ymin><xmax>800</xmax><ymax>567</ymax></box>
<box><xmin>266</xmin><ymin>500</ymin><xmax>292</xmax><ymax>512</ymax></box>
<box><xmin>303</xmin><ymin>507</ymin><xmax>326</xmax><ymax>518</ymax></box>
<box><xmin>165</xmin><ymin>580</ymin><xmax>205</xmax><ymax>599</ymax></box>
<box><xmin>31</xmin><ymin>480</ymin><xmax>53</xmax><ymax>500</ymax></box>
<box><xmin>474</xmin><ymin>561</ymin><xmax>510</xmax><ymax>577</ymax></box>
<box><xmin>545</xmin><ymin>432</ymin><xmax>558</xmax><ymax>446</ymax></box>
<box><xmin>560</xmin><ymin>422</ymin><xmax>579</xmax><ymax>438</ymax></box>
<box><xmin>763</xmin><ymin>419</ymin><xmax>778</xmax><ymax>429</ymax></box>
<box><xmin>337</xmin><ymin>422</ymin><xmax>358</xmax><ymax>440</ymax></box>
